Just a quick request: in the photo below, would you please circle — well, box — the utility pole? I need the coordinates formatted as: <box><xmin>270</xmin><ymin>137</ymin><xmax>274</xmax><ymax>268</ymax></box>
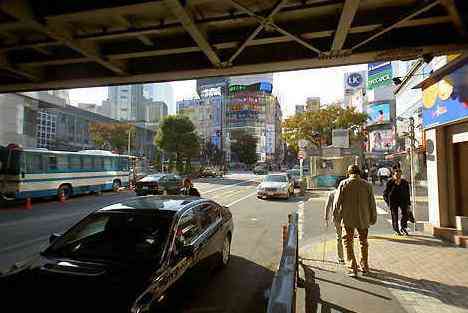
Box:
<box><xmin>408</xmin><ymin>117</ymin><xmax>417</xmax><ymax>232</ymax></box>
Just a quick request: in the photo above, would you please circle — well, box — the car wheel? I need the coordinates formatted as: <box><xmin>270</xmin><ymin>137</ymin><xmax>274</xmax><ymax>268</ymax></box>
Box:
<box><xmin>57</xmin><ymin>184</ymin><xmax>72</xmax><ymax>200</ymax></box>
<box><xmin>218</xmin><ymin>235</ymin><xmax>231</xmax><ymax>267</ymax></box>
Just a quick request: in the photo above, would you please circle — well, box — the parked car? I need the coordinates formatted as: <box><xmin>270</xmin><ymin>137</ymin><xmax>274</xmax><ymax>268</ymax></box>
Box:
<box><xmin>199</xmin><ymin>167</ymin><xmax>218</xmax><ymax>178</ymax></box>
<box><xmin>253</xmin><ymin>164</ymin><xmax>268</xmax><ymax>175</ymax></box>
<box><xmin>0</xmin><ymin>196</ymin><xmax>234</xmax><ymax>312</ymax></box>
<box><xmin>135</xmin><ymin>173</ymin><xmax>183</xmax><ymax>196</ymax></box>
<box><xmin>257</xmin><ymin>174</ymin><xmax>294</xmax><ymax>199</ymax></box>
<box><xmin>287</xmin><ymin>169</ymin><xmax>301</xmax><ymax>188</ymax></box>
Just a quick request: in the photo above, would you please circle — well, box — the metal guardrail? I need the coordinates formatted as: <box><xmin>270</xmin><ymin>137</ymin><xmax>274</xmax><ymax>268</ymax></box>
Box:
<box><xmin>267</xmin><ymin>213</ymin><xmax>299</xmax><ymax>313</ymax></box>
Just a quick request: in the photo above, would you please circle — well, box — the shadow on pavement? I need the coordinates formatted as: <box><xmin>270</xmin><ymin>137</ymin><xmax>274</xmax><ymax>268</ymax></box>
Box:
<box><xmin>298</xmin><ymin>260</ymin><xmax>405</xmax><ymax>313</ymax></box>
<box><xmin>155</xmin><ymin>255</ymin><xmax>274</xmax><ymax>313</ymax></box>
<box><xmin>368</xmin><ymin>234</ymin><xmax>454</xmax><ymax>247</ymax></box>
<box><xmin>360</xmin><ymin>269</ymin><xmax>468</xmax><ymax>310</ymax></box>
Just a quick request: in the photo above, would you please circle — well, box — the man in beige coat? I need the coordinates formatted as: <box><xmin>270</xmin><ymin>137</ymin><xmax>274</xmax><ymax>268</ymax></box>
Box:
<box><xmin>333</xmin><ymin>165</ymin><xmax>377</xmax><ymax>277</ymax></box>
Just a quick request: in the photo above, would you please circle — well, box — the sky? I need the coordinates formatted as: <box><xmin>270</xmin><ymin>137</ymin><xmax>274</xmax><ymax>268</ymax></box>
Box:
<box><xmin>68</xmin><ymin>64</ymin><xmax>367</xmax><ymax>117</ymax></box>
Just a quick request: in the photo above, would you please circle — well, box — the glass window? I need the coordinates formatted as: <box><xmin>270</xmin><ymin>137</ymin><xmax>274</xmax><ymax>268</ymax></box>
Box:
<box><xmin>25</xmin><ymin>153</ymin><xmax>43</xmax><ymax>174</ymax></box>
<box><xmin>176</xmin><ymin>210</ymin><xmax>202</xmax><ymax>245</ymax></box>
<box><xmin>69</xmin><ymin>155</ymin><xmax>81</xmax><ymax>170</ymax></box>
<box><xmin>82</xmin><ymin>156</ymin><xmax>93</xmax><ymax>170</ymax></box>
<box><xmin>48</xmin><ymin>155</ymin><xmax>57</xmax><ymax>171</ymax></box>
<box><xmin>95</xmin><ymin>157</ymin><xmax>104</xmax><ymax>170</ymax></box>
<box><xmin>104</xmin><ymin>157</ymin><xmax>112</xmax><ymax>171</ymax></box>
<box><xmin>197</xmin><ymin>204</ymin><xmax>220</xmax><ymax>230</ymax></box>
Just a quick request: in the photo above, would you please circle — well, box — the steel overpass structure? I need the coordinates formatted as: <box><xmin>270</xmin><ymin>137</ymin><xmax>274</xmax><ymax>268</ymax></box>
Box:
<box><xmin>0</xmin><ymin>0</ymin><xmax>466</xmax><ymax>92</ymax></box>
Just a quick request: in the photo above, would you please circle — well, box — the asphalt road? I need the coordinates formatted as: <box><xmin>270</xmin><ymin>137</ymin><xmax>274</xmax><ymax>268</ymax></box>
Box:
<box><xmin>0</xmin><ymin>173</ymin><xmax>402</xmax><ymax>313</ymax></box>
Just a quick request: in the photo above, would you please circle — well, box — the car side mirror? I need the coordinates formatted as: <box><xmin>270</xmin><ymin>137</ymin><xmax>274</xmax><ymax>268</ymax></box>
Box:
<box><xmin>49</xmin><ymin>233</ymin><xmax>61</xmax><ymax>244</ymax></box>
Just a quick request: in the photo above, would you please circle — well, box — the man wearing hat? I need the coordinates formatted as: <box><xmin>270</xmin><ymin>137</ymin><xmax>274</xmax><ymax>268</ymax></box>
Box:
<box><xmin>333</xmin><ymin>165</ymin><xmax>377</xmax><ymax>277</ymax></box>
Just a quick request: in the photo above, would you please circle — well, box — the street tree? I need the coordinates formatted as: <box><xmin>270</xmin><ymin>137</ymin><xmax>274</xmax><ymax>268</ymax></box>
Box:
<box><xmin>231</xmin><ymin>130</ymin><xmax>258</xmax><ymax>165</ymax></box>
<box><xmin>89</xmin><ymin>122</ymin><xmax>135</xmax><ymax>153</ymax></box>
<box><xmin>155</xmin><ymin>115</ymin><xmax>200</xmax><ymax>171</ymax></box>
<box><xmin>282</xmin><ymin>105</ymin><xmax>368</xmax><ymax>151</ymax></box>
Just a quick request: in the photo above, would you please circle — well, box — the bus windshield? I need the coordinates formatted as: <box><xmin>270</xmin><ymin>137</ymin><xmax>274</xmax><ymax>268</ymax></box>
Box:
<box><xmin>0</xmin><ymin>146</ymin><xmax>21</xmax><ymax>175</ymax></box>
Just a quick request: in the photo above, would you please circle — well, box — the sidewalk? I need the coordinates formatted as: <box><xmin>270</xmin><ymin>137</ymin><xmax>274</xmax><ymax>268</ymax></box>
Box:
<box><xmin>297</xmin><ymin>190</ymin><xmax>468</xmax><ymax>313</ymax></box>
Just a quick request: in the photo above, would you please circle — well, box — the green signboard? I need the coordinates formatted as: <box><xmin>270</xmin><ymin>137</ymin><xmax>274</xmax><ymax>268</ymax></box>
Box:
<box><xmin>367</xmin><ymin>62</ymin><xmax>392</xmax><ymax>90</ymax></box>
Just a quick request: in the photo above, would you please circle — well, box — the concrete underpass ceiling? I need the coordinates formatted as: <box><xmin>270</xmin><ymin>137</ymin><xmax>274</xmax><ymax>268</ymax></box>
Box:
<box><xmin>0</xmin><ymin>0</ymin><xmax>466</xmax><ymax>92</ymax></box>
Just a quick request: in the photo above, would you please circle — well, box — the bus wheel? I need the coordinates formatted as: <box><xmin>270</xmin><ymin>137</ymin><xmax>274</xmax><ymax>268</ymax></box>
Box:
<box><xmin>58</xmin><ymin>184</ymin><xmax>72</xmax><ymax>200</ymax></box>
<box><xmin>112</xmin><ymin>179</ymin><xmax>121</xmax><ymax>192</ymax></box>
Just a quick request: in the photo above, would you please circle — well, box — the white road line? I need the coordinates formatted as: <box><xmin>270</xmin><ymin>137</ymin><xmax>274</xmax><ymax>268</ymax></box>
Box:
<box><xmin>298</xmin><ymin>201</ymin><xmax>304</xmax><ymax>240</ymax></box>
<box><xmin>202</xmin><ymin>179</ymin><xmax>257</xmax><ymax>194</ymax></box>
<box><xmin>377</xmin><ymin>206</ymin><xmax>388</xmax><ymax>215</ymax></box>
<box><xmin>225</xmin><ymin>192</ymin><xmax>257</xmax><ymax>207</ymax></box>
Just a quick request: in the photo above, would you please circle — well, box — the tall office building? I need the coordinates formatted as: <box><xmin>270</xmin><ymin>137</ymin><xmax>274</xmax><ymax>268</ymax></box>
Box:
<box><xmin>153</xmin><ymin>83</ymin><xmax>175</xmax><ymax>114</ymax></box>
<box><xmin>108</xmin><ymin>85</ymin><xmax>145</xmax><ymax>121</ymax></box>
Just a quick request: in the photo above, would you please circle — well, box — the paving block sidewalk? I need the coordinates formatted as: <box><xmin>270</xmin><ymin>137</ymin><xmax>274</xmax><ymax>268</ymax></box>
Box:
<box><xmin>298</xmin><ymin>231</ymin><xmax>468</xmax><ymax>313</ymax></box>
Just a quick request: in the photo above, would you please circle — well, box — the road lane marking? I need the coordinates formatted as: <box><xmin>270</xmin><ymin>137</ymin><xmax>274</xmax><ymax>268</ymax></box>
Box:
<box><xmin>298</xmin><ymin>201</ymin><xmax>304</xmax><ymax>240</ymax></box>
<box><xmin>225</xmin><ymin>192</ymin><xmax>257</xmax><ymax>207</ymax></box>
<box><xmin>202</xmin><ymin>179</ymin><xmax>258</xmax><ymax>194</ymax></box>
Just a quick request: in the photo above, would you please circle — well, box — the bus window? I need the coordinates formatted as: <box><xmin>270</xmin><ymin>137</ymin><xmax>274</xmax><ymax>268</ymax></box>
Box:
<box><xmin>82</xmin><ymin>156</ymin><xmax>93</xmax><ymax>170</ymax></box>
<box><xmin>120</xmin><ymin>158</ymin><xmax>129</xmax><ymax>171</ymax></box>
<box><xmin>25</xmin><ymin>152</ymin><xmax>43</xmax><ymax>174</ymax></box>
<box><xmin>69</xmin><ymin>155</ymin><xmax>81</xmax><ymax>170</ymax></box>
<box><xmin>48</xmin><ymin>155</ymin><xmax>58</xmax><ymax>171</ymax></box>
<box><xmin>57</xmin><ymin>155</ymin><xmax>68</xmax><ymax>171</ymax></box>
<box><xmin>95</xmin><ymin>157</ymin><xmax>104</xmax><ymax>171</ymax></box>
<box><xmin>104</xmin><ymin>157</ymin><xmax>112</xmax><ymax>171</ymax></box>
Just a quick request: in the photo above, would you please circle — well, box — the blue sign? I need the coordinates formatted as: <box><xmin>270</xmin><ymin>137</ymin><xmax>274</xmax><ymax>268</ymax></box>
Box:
<box><xmin>423</xmin><ymin>64</ymin><xmax>468</xmax><ymax>128</ymax></box>
<box><xmin>259</xmin><ymin>82</ymin><xmax>273</xmax><ymax>93</ymax></box>
<box><xmin>347</xmin><ymin>72</ymin><xmax>363</xmax><ymax>87</ymax></box>
<box><xmin>367</xmin><ymin>102</ymin><xmax>391</xmax><ymax>125</ymax></box>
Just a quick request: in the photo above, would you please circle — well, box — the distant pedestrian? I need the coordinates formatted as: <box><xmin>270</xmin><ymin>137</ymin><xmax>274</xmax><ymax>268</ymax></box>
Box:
<box><xmin>324</xmin><ymin>178</ymin><xmax>347</xmax><ymax>264</ymax></box>
<box><xmin>180</xmin><ymin>178</ymin><xmax>200</xmax><ymax>197</ymax></box>
<box><xmin>369</xmin><ymin>166</ymin><xmax>378</xmax><ymax>184</ymax></box>
<box><xmin>333</xmin><ymin>165</ymin><xmax>377</xmax><ymax>277</ymax></box>
<box><xmin>383</xmin><ymin>168</ymin><xmax>411</xmax><ymax>236</ymax></box>
<box><xmin>377</xmin><ymin>167</ymin><xmax>391</xmax><ymax>185</ymax></box>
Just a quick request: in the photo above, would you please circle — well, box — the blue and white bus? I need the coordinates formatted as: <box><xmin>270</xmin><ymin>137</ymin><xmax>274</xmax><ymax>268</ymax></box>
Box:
<box><xmin>0</xmin><ymin>144</ymin><xmax>130</xmax><ymax>200</ymax></box>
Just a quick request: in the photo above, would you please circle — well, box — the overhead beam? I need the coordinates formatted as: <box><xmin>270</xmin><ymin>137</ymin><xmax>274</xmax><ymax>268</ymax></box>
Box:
<box><xmin>163</xmin><ymin>0</ymin><xmax>222</xmax><ymax>67</ymax></box>
<box><xmin>439</xmin><ymin>0</ymin><xmax>467</xmax><ymax>36</ymax></box>
<box><xmin>13</xmin><ymin>16</ymin><xmax>454</xmax><ymax>67</ymax></box>
<box><xmin>1</xmin><ymin>43</ymin><xmax>467</xmax><ymax>94</ymax></box>
<box><xmin>331</xmin><ymin>0</ymin><xmax>360</xmax><ymax>52</ymax></box>
<box><xmin>115</xmin><ymin>15</ymin><xmax>155</xmax><ymax>46</ymax></box>
<box><xmin>351</xmin><ymin>0</ymin><xmax>441</xmax><ymax>51</ymax></box>
<box><xmin>227</xmin><ymin>0</ymin><xmax>321</xmax><ymax>54</ymax></box>
<box><xmin>0</xmin><ymin>53</ymin><xmax>39</xmax><ymax>81</ymax></box>
<box><xmin>228</xmin><ymin>0</ymin><xmax>288</xmax><ymax>64</ymax></box>
<box><xmin>0</xmin><ymin>0</ymin><xmax>128</xmax><ymax>75</ymax></box>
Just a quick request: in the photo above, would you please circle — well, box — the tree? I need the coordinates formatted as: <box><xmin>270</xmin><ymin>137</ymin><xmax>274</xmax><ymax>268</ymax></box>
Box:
<box><xmin>230</xmin><ymin>130</ymin><xmax>258</xmax><ymax>165</ymax></box>
<box><xmin>282</xmin><ymin>105</ymin><xmax>368</xmax><ymax>151</ymax></box>
<box><xmin>202</xmin><ymin>141</ymin><xmax>223</xmax><ymax>166</ymax></box>
<box><xmin>155</xmin><ymin>115</ymin><xmax>200</xmax><ymax>168</ymax></box>
<box><xmin>89</xmin><ymin>122</ymin><xmax>135</xmax><ymax>153</ymax></box>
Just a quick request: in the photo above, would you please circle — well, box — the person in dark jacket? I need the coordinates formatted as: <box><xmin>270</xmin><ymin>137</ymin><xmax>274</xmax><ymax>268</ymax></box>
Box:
<box><xmin>383</xmin><ymin>168</ymin><xmax>411</xmax><ymax>235</ymax></box>
<box><xmin>180</xmin><ymin>177</ymin><xmax>200</xmax><ymax>197</ymax></box>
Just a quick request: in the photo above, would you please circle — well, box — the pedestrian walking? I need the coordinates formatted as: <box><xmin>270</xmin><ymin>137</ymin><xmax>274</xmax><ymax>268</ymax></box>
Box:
<box><xmin>324</xmin><ymin>178</ymin><xmax>346</xmax><ymax>264</ymax></box>
<box><xmin>383</xmin><ymin>168</ymin><xmax>411</xmax><ymax>236</ymax></box>
<box><xmin>370</xmin><ymin>166</ymin><xmax>378</xmax><ymax>184</ymax></box>
<box><xmin>180</xmin><ymin>177</ymin><xmax>201</xmax><ymax>197</ymax></box>
<box><xmin>333</xmin><ymin>165</ymin><xmax>377</xmax><ymax>277</ymax></box>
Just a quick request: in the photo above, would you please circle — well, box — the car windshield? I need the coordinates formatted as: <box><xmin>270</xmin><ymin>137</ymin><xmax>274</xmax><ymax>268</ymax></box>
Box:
<box><xmin>44</xmin><ymin>212</ymin><xmax>173</xmax><ymax>263</ymax></box>
<box><xmin>264</xmin><ymin>175</ymin><xmax>288</xmax><ymax>182</ymax></box>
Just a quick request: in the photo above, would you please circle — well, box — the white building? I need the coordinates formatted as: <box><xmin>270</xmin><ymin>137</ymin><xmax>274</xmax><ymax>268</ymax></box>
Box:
<box><xmin>153</xmin><ymin>83</ymin><xmax>175</xmax><ymax>114</ymax></box>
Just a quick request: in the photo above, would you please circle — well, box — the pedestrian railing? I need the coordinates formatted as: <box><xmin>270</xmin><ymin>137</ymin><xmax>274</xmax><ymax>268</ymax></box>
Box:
<box><xmin>266</xmin><ymin>213</ymin><xmax>299</xmax><ymax>313</ymax></box>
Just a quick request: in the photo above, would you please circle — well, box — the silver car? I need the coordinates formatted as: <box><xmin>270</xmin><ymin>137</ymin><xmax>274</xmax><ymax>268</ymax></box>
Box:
<box><xmin>257</xmin><ymin>174</ymin><xmax>294</xmax><ymax>199</ymax></box>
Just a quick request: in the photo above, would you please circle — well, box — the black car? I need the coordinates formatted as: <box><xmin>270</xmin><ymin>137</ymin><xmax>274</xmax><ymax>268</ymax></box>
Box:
<box><xmin>1</xmin><ymin>196</ymin><xmax>234</xmax><ymax>313</ymax></box>
<box><xmin>135</xmin><ymin>173</ymin><xmax>183</xmax><ymax>196</ymax></box>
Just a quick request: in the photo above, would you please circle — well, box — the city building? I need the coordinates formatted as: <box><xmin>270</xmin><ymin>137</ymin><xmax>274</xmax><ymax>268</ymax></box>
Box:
<box><xmin>108</xmin><ymin>85</ymin><xmax>145</xmax><ymax>121</ymax></box>
<box><xmin>153</xmin><ymin>83</ymin><xmax>175</xmax><ymax>114</ymax></box>
<box><xmin>306</xmin><ymin>97</ymin><xmax>320</xmax><ymax>112</ymax></box>
<box><xmin>0</xmin><ymin>94</ymin><xmax>38</xmax><ymax>148</ymax></box>
<box><xmin>177</xmin><ymin>98</ymin><xmax>213</xmax><ymax>143</ymax></box>
<box><xmin>394</xmin><ymin>54</ymin><xmax>468</xmax><ymax>246</ymax></box>
<box><xmin>78</xmin><ymin>103</ymin><xmax>98</xmax><ymax>113</ymax></box>
<box><xmin>144</xmin><ymin>101</ymin><xmax>168</xmax><ymax>130</ymax></box>
<box><xmin>295</xmin><ymin>105</ymin><xmax>305</xmax><ymax>115</ymax></box>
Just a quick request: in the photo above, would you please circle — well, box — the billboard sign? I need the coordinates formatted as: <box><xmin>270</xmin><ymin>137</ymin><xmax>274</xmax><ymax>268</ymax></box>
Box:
<box><xmin>422</xmin><ymin>63</ymin><xmax>468</xmax><ymax>129</ymax></box>
<box><xmin>367</xmin><ymin>102</ymin><xmax>391</xmax><ymax>125</ymax></box>
<box><xmin>332</xmin><ymin>129</ymin><xmax>350</xmax><ymax>148</ymax></box>
<box><xmin>228</xmin><ymin>82</ymin><xmax>273</xmax><ymax>94</ymax></box>
<box><xmin>265</xmin><ymin>124</ymin><xmax>275</xmax><ymax>154</ymax></box>
<box><xmin>344</xmin><ymin>71</ymin><xmax>366</xmax><ymax>90</ymax></box>
<box><xmin>369</xmin><ymin>128</ymin><xmax>395</xmax><ymax>152</ymax></box>
<box><xmin>368</xmin><ymin>62</ymin><xmax>392</xmax><ymax>90</ymax></box>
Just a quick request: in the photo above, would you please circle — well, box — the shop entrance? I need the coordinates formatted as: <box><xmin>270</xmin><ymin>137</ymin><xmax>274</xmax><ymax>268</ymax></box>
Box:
<box><xmin>454</xmin><ymin>141</ymin><xmax>468</xmax><ymax>217</ymax></box>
